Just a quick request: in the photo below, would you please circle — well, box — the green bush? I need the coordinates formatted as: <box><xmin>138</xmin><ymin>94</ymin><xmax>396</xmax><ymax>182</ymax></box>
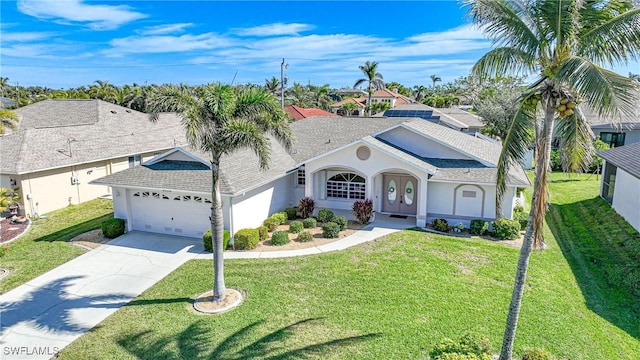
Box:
<box><xmin>469</xmin><ymin>220</ymin><xmax>488</xmax><ymax>235</ymax></box>
<box><xmin>289</xmin><ymin>220</ymin><xmax>303</xmax><ymax>233</ymax></box>
<box><xmin>270</xmin><ymin>212</ymin><xmax>287</xmax><ymax>225</ymax></box>
<box><xmin>492</xmin><ymin>218</ymin><xmax>521</xmax><ymax>240</ymax></box>
<box><xmin>429</xmin><ymin>333</ymin><xmax>491</xmax><ymax>360</ymax></box>
<box><xmin>270</xmin><ymin>230</ymin><xmax>290</xmax><ymax>246</ymax></box>
<box><xmin>296</xmin><ymin>230</ymin><xmax>313</xmax><ymax>242</ymax></box>
<box><xmin>202</xmin><ymin>229</ymin><xmax>231</xmax><ymax>252</ymax></box>
<box><xmin>234</xmin><ymin>228</ymin><xmax>260</xmax><ymax>250</ymax></box>
<box><xmin>256</xmin><ymin>226</ymin><xmax>268</xmax><ymax>241</ymax></box>
<box><xmin>284</xmin><ymin>207</ymin><xmax>298</xmax><ymax>220</ymax></box>
<box><xmin>317</xmin><ymin>209</ymin><xmax>335</xmax><ymax>223</ymax></box>
<box><xmin>101</xmin><ymin>218</ymin><xmax>125</xmax><ymax>239</ymax></box>
<box><xmin>263</xmin><ymin>217</ymin><xmax>279</xmax><ymax>232</ymax></box>
<box><xmin>521</xmin><ymin>348</ymin><xmax>555</xmax><ymax>360</ymax></box>
<box><xmin>513</xmin><ymin>210</ymin><xmax>528</xmax><ymax>230</ymax></box>
<box><xmin>432</xmin><ymin>218</ymin><xmax>449</xmax><ymax>232</ymax></box>
<box><xmin>550</xmin><ymin>149</ymin><xmax>562</xmax><ymax>171</ymax></box>
<box><xmin>322</xmin><ymin>222</ymin><xmax>341</xmax><ymax>238</ymax></box>
<box><xmin>302</xmin><ymin>217</ymin><xmax>317</xmax><ymax>228</ymax></box>
<box><xmin>334</xmin><ymin>215</ymin><xmax>348</xmax><ymax>230</ymax></box>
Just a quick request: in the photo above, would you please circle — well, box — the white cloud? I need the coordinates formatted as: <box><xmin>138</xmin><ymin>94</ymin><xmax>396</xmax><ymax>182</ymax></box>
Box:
<box><xmin>233</xmin><ymin>23</ymin><xmax>314</xmax><ymax>36</ymax></box>
<box><xmin>2</xmin><ymin>32</ymin><xmax>57</xmax><ymax>42</ymax></box>
<box><xmin>106</xmin><ymin>33</ymin><xmax>232</xmax><ymax>55</ymax></box>
<box><xmin>136</xmin><ymin>23</ymin><xmax>194</xmax><ymax>36</ymax></box>
<box><xmin>17</xmin><ymin>0</ymin><xmax>147</xmax><ymax>30</ymax></box>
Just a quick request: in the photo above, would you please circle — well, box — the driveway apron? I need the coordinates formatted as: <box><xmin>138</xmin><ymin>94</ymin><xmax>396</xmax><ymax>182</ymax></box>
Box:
<box><xmin>0</xmin><ymin>232</ymin><xmax>204</xmax><ymax>360</ymax></box>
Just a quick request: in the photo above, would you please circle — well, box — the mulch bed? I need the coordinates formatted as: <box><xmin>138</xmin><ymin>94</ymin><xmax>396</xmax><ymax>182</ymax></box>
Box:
<box><xmin>0</xmin><ymin>217</ymin><xmax>30</xmax><ymax>244</ymax></box>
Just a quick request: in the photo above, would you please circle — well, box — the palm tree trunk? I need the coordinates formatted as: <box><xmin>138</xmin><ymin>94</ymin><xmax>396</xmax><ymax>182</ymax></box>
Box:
<box><xmin>367</xmin><ymin>84</ymin><xmax>373</xmax><ymax>116</ymax></box>
<box><xmin>499</xmin><ymin>103</ymin><xmax>555</xmax><ymax>360</ymax></box>
<box><xmin>210</xmin><ymin>156</ymin><xmax>227</xmax><ymax>301</ymax></box>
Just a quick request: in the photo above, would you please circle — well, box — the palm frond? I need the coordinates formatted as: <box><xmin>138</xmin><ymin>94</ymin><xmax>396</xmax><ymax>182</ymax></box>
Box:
<box><xmin>471</xmin><ymin>47</ymin><xmax>536</xmax><ymax>80</ymax></box>
<box><xmin>556</xmin><ymin>57</ymin><xmax>638</xmax><ymax>121</ymax></box>
<box><xmin>496</xmin><ymin>102</ymin><xmax>536</xmax><ymax>216</ymax></box>
<box><xmin>578</xmin><ymin>7</ymin><xmax>640</xmax><ymax>65</ymax></box>
<box><xmin>218</xmin><ymin>119</ymin><xmax>271</xmax><ymax>170</ymax></box>
<box><xmin>556</xmin><ymin>107</ymin><xmax>595</xmax><ymax>173</ymax></box>
<box><xmin>353</xmin><ymin>79</ymin><xmax>367</xmax><ymax>89</ymax></box>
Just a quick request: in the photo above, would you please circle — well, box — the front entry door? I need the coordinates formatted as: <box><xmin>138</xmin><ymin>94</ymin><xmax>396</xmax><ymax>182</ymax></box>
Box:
<box><xmin>382</xmin><ymin>174</ymin><xmax>418</xmax><ymax>215</ymax></box>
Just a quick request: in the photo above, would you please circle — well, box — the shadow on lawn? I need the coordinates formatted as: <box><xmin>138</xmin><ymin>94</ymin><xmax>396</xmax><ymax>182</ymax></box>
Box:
<box><xmin>547</xmin><ymin>196</ymin><xmax>640</xmax><ymax>340</ymax></box>
<box><xmin>33</xmin><ymin>214</ymin><xmax>113</xmax><ymax>243</ymax></box>
<box><xmin>117</xmin><ymin>318</ymin><xmax>381</xmax><ymax>359</ymax></box>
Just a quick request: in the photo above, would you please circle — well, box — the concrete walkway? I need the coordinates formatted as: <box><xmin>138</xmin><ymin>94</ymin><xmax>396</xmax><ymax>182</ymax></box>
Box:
<box><xmin>0</xmin><ymin>216</ymin><xmax>413</xmax><ymax>359</ymax></box>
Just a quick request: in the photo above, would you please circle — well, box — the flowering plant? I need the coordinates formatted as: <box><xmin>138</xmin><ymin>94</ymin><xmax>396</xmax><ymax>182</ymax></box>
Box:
<box><xmin>453</xmin><ymin>222</ymin><xmax>465</xmax><ymax>232</ymax></box>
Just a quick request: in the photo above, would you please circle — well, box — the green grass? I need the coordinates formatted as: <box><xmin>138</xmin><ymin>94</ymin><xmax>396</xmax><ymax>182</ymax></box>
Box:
<box><xmin>59</xmin><ymin>174</ymin><xmax>640</xmax><ymax>360</ymax></box>
<box><xmin>1</xmin><ymin>198</ymin><xmax>113</xmax><ymax>293</ymax></box>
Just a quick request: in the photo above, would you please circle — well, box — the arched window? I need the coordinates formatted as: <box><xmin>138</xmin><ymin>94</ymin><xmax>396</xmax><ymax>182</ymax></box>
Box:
<box><xmin>326</xmin><ymin>173</ymin><xmax>366</xmax><ymax>199</ymax></box>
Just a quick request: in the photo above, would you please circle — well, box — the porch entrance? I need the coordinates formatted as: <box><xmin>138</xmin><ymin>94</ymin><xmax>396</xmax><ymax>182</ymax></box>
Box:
<box><xmin>381</xmin><ymin>174</ymin><xmax>417</xmax><ymax>215</ymax></box>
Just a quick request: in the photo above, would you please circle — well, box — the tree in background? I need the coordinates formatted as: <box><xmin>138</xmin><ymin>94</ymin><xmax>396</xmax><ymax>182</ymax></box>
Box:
<box><xmin>354</xmin><ymin>61</ymin><xmax>385</xmax><ymax>116</ymax></box>
<box><xmin>430</xmin><ymin>74</ymin><xmax>442</xmax><ymax>89</ymax></box>
<box><xmin>473</xmin><ymin>77</ymin><xmax>526</xmax><ymax>140</ymax></box>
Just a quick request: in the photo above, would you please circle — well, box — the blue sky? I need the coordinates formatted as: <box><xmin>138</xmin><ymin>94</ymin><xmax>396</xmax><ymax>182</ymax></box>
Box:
<box><xmin>1</xmin><ymin>0</ymin><xmax>638</xmax><ymax>90</ymax></box>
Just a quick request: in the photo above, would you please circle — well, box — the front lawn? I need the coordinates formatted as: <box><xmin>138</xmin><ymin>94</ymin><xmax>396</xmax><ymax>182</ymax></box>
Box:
<box><xmin>0</xmin><ymin>198</ymin><xmax>113</xmax><ymax>293</ymax></box>
<box><xmin>60</xmin><ymin>174</ymin><xmax>640</xmax><ymax>360</ymax></box>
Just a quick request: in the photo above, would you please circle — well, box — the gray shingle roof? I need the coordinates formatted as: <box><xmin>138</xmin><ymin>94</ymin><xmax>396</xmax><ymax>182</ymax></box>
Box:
<box><xmin>361</xmin><ymin>136</ymin><xmax>438</xmax><ymax>173</ymax></box>
<box><xmin>581</xmin><ymin>91</ymin><xmax>640</xmax><ymax>126</ymax></box>
<box><xmin>431</xmin><ymin>107</ymin><xmax>485</xmax><ymax>129</ymax></box>
<box><xmin>0</xmin><ymin>100</ymin><xmax>185</xmax><ymax>174</ymax></box>
<box><xmin>598</xmin><ymin>142</ymin><xmax>640</xmax><ymax>179</ymax></box>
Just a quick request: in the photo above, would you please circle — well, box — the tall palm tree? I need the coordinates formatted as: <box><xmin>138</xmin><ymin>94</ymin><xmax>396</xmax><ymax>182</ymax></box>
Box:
<box><xmin>264</xmin><ymin>77</ymin><xmax>281</xmax><ymax>96</ymax></box>
<box><xmin>412</xmin><ymin>85</ymin><xmax>428</xmax><ymax>102</ymax></box>
<box><xmin>468</xmin><ymin>1</ymin><xmax>640</xmax><ymax>359</ymax></box>
<box><xmin>0</xmin><ymin>109</ymin><xmax>19</xmax><ymax>134</ymax></box>
<box><xmin>430</xmin><ymin>74</ymin><xmax>442</xmax><ymax>89</ymax></box>
<box><xmin>354</xmin><ymin>61</ymin><xmax>384</xmax><ymax>116</ymax></box>
<box><xmin>147</xmin><ymin>83</ymin><xmax>293</xmax><ymax>302</ymax></box>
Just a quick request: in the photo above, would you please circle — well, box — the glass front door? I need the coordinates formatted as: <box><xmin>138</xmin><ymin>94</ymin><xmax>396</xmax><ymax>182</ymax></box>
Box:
<box><xmin>382</xmin><ymin>174</ymin><xmax>418</xmax><ymax>215</ymax></box>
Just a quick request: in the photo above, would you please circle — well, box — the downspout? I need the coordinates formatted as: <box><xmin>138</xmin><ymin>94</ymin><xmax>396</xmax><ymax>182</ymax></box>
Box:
<box><xmin>228</xmin><ymin>196</ymin><xmax>234</xmax><ymax>245</ymax></box>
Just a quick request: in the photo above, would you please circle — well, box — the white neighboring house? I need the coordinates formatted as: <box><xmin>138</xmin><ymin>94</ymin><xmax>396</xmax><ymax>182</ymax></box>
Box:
<box><xmin>598</xmin><ymin>142</ymin><xmax>640</xmax><ymax>232</ymax></box>
<box><xmin>91</xmin><ymin>116</ymin><xmax>530</xmax><ymax>239</ymax></box>
<box><xmin>0</xmin><ymin>99</ymin><xmax>184</xmax><ymax>216</ymax></box>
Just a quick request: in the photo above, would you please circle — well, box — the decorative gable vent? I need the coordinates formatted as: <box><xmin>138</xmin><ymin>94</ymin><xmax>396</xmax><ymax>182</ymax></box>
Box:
<box><xmin>356</xmin><ymin>146</ymin><xmax>371</xmax><ymax>161</ymax></box>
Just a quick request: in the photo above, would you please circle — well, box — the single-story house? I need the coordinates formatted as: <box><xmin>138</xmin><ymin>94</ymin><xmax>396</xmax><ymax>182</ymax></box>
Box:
<box><xmin>284</xmin><ymin>105</ymin><xmax>339</xmax><ymax>120</ymax></box>
<box><xmin>0</xmin><ymin>99</ymin><xmax>184</xmax><ymax>216</ymax></box>
<box><xmin>598</xmin><ymin>142</ymin><xmax>640</xmax><ymax>232</ymax></box>
<box><xmin>382</xmin><ymin>104</ymin><xmax>486</xmax><ymax>134</ymax></box>
<box><xmin>91</xmin><ymin>116</ymin><xmax>530</xmax><ymax>239</ymax></box>
<box><xmin>583</xmin><ymin>92</ymin><xmax>640</xmax><ymax>147</ymax></box>
<box><xmin>330</xmin><ymin>88</ymin><xmax>415</xmax><ymax>115</ymax></box>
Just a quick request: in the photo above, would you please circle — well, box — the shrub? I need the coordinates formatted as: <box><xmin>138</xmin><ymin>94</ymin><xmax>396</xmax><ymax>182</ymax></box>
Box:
<box><xmin>317</xmin><ymin>209</ymin><xmax>335</xmax><ymax>223</ymax></box>
<box><xmin>284</xmin><ymin>207</ymin><xmax>298</xmax><ymax>220</ymax></box>
<box><xmin>469</xmin><ymin>220</ymin><xmax>488</xmax><ymax>235</ymax></box>
<box><xmin>256</xmin><ymin>226</ymin><xmax>268</xmax><ymax>241</ymax></box>
<box><xmin>432</xmin><ymin>218</ymin><xmax>449</xmax><ymax>232</ymax></box>
<box><xmin>550</xmin><ymin>149</ymin><xmax>562</xmax><ymax>171</ymax></box>
<box><xmin>297</xmin><ymin>197</ymin><xmax>315</xmax><ymax>219</ymax></box>
<box><xmin>296</xmin><ymin>230</ymin><xmax>313</xmax><ymax>242</ymax></box>
<box><xmin>322</xmin><ymin>222</ymin><xmax>340</xmax><ymax>238</ymax></box>
<box><xmin>521</xmin><ymin>348</ymin><xmax>555</xmax><ymax>360</ymax></box>
<box><xmin>270</xmin><ymin>212</ymin><xmax>287</xmax><ymax>225</ymax></box>
<box><xmin>263</xmin><ymin>217</ymin><xmax>279</xmax><ymax>232</ymax></box>
<box><xmin>203</xmin><ymin>229</ymin><xmax>231</xmax><ymax>252</ymax></box>
<box><xmin>492</xmin><ymin>218</ymin><xmax>521</xmax><ymax>240</ymax></box>
<box><xmin>270</xmin><ymin>230</ymin><xmax>290</xmax><ymax>246</ymax></box>
<box><xmin>513</xmin><ymin>204</ymin><xmax>524</xmax><ymax>213</ymax></box>
<box><xmin>513</xmin><ymin>210</ymin><xmax>528</xmax><ymax>230</ymax></box>
<box><xmin>289</xmin><ymin>220</ymin><xmax>303</xmax><ymax>233</ymax></box>
<box><xmin>234</xmin><ymin>228</ymin><xmax>260</xmax><ymax>250</ymax></box>
<box><xmin>302</xmin><ymin>217</ymin><xmax>317</xmax><ymax>228</ymax></box>
<box><xmin>429</xmin><ymin>333</ymin><xmax>491</xmax><ymax>360</ymax></box>
<box><xmin>101</xmin><ymin>218</ymin><xmax>125</xmax><ymax>239</ymax></box>
<box><xmin>352</xmin><ymin>199</ymin><xmax>374</xmax><ymax>225</ymax></box>
<box><xmin>334</xmin><ymin>215</ymin><xmax>348</xmax><ymax>230</ymax></box>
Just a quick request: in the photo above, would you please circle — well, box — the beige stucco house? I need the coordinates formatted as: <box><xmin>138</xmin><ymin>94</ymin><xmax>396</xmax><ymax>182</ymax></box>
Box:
<box><xmin>0</xmin><ymin>99</ymin><xmax>184</xmax><ymax>217</ymax></box>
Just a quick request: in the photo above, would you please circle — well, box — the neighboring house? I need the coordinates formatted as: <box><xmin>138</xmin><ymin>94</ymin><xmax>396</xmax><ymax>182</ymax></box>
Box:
<box><xmin>598</xmin><ymin>142</ymin><xmax>640</xmax><ymax>232</ymax></box>
<box><xmin>284</xmin><ymin>105</ymin><xmax>339</xmax><ymax>121</ymax></box>
<box><xmin>583</xmin><ymin>92</ymin><xmax>640</xmax><ymax>147</ymax></box>
<box><xmin>0</xmin><ymin>99</ymin><xmax>184</xmax><ymax>216</ymax></box>
<box><xmin>92</xmin><ymin>116</ymin><xmax>530</xmax><ymax>239</ymax></box>
<box><xmin>0</xmin><ymin>97</ymin><xmax>17</xmax><ymax>109</ymax></box>
<box><xmin>330</xmin><ymin>88</ymin><xmax>415</xmax><ymax>115</ymax></box>
<box><xmin>383</xmin><ymin>104</ymin><xmax>486</xmax><ymax>134</ymax></box>
<box><xmin>330</xmin><ymin>98</ymin><xmax>366</xmax><ymax>116</ymax></box>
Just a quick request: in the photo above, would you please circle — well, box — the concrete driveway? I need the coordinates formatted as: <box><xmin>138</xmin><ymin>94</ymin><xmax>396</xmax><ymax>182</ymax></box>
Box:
<box><xmin>0</xmin><ymin>232</ymin><xmax>204</xmax><ymax>360</ymax></box>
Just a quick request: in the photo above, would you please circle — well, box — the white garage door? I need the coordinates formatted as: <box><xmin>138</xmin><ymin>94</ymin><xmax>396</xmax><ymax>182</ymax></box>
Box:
<box><xmin>130</xmin><ymin>190</ymin><xmax>211</xmax><ymax>238</ymax></box>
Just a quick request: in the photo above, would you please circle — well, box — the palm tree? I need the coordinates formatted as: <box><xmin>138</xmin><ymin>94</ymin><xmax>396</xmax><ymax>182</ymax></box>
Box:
<box><xmin>631</xmin><ymin>72</ymin><xmax>640</xmax><ymax>82</ymax></box>
<box><xmin>412</xmin><ymin>85</ymin><xmax>428</xmax><ymax>102</ymax></box>
<box><xmin>339</xmin><ymin>101</ymin><xmax>359</xmax><ymax>116</ymax></box>
<box><xmin>468</xmin><ymin>1</ymin><xmax>640</xmax><ymax>359</ymax></box>
<box><xmin>430</xmin><ymin>74</ymin><xmax>442</xmax><ymax>89</ymax></box>
<box><xmin>354</xmin><ymin>61</ymin><xmax>384</xmax><ymax>116</ymax></box>
<box><xmin>264</xmin><ymin>77</ymin><xmax>281</xmax><ymax>96</ymax></box>
<box><xmin>0</xmin><ymin>109</ymin><xmax>19</xmax><ymax>134</ymax></box>
<box><xmin>89</xmin><ymin>80</ymin><xmax>115</xmax><ymax>101</ymax></box>
<box><xmin>147</xmin><ymin>83</ymin><xmax>293</xmax><ymax>302</ymax></box>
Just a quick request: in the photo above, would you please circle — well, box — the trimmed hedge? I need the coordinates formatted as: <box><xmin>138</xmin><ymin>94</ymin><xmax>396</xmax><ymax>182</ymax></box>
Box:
<box><xmin>296</xmin><ymin>230</ymin><xmax>313</xmax><ymax>242</ymax></box>
<box><xmin>284</xmin><ymin>207</ymin><xmax>298</xmax><ymax>220</ymax></box>
<box><xmin>202</xmin><ymin>229</ymin><xmax>230</xmax><ymax>252</ymax></box>
<box><xmin>289</xmin><ymin>220</ymin><xmax>303</xmax><ymax>233</ymax></box>
<box><xmin>302</xmin><ymin>217</ymin><xmax>317</xmax><ymax>228</ymax></box>
<box><xmin>101</xmin><ymin>218</ymin><xmax>125</xmax><ymax>239</ymax></box>
<box><xmin>234</xmin><ymin>228</ymin><xmax>260</xmax><ymax>250</ymax></box>
<box><xmin>256</xmin><ymin>226</ymin><xmax>268</xmax><ymax>241</ymax></box>
<box><xmin>263</xmin><ymin>217</ymin><xmax>279</xmax><ymax>232</ymax></box>
<box><xmin>429</xmin><ymin>333</ymin><xmax>491</xmax><ymax>360</ymax></box>
<box><xmin>317</xmin><ymin>209</ymin><xmax>334</xmax><ymax>223</ymax></box>
<box><xmin>270</xmin><ymin>230</ymin><xmax>290</xmax><ymax>246</ymax></box>
<box><xmin>270</xmin><ymin>212</ymin><xmax>287</xmax><ymax>225</ymax></box>
<box><xmin>469</xmin><ymin>220</ymin><xmax>488</xmax><ymax>235</ymax></box>
<box><xmin>334</xmin><ymin>216</ymin><xmax>348</xmax><ymax>230</ymax></box>
<box><xmin>322</xmin><ymin>222</ymin><xmax>340</xmax><ymax>238</ymax></box>
<box><xmin>432</xmin><ymin>218</ymin><xmax>449</xmax><ymax>232</ymax></box>
<box><xmin>492</xmin><ymin>218</ymin><xmax>521</xmax><ymax>240</ymax></box>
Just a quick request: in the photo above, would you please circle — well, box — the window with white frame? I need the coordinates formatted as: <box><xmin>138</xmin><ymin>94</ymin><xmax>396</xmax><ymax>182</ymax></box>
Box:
<box><xmin>128</xmin><ymin>155</ymin><xmax>141</xmax><ymax>168</ymax></box>
<box><xmin>326</xmin><ymin>173</ymin><xmax>365</xmax><ymax>199</ymax></box>
<box><xmin>297</xmin><ymin>166</ymin><xmax>306</xmax><ymax>186</ymax></box>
